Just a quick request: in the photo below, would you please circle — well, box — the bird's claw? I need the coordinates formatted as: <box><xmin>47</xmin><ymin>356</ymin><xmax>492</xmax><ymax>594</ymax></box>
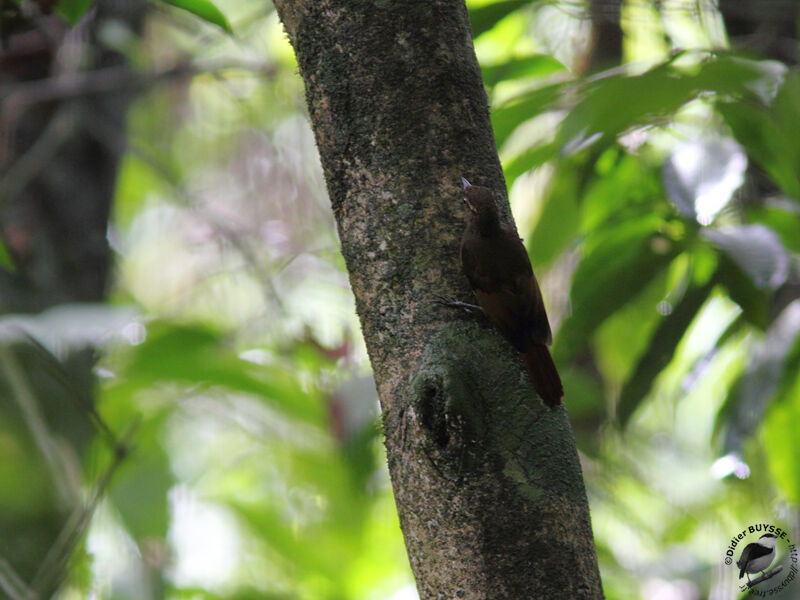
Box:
<box><xmin>433</xmin><ymin>294</ymin><xmax>482</xmax><ymax>312</ymax></box>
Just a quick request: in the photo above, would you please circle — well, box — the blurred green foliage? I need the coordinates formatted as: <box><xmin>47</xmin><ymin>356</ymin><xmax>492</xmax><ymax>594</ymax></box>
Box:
<box><xmin>1</xmin><ymin>1</ymin><xmax>799</xmax><ymax>599</ymax></box>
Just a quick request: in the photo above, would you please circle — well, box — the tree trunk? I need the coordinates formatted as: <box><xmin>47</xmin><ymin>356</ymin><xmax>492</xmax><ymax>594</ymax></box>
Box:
<box><xmin>272</xmin><ymin>2</ymin><xmax>603</xmax><ymax>598</ymax></box>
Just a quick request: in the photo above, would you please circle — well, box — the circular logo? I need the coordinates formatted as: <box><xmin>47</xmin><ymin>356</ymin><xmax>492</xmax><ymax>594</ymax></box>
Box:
<box><xmin>723</xmin><ymin>523</ymin><xmax>798</xmax><ymax>595</ymax></box>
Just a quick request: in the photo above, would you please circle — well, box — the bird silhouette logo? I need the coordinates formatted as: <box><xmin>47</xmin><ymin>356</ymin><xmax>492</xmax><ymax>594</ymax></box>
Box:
<box><xmin>737</xmin><ymin>533</ymin><xmax>777</xmax><ymax>584</ymax></box>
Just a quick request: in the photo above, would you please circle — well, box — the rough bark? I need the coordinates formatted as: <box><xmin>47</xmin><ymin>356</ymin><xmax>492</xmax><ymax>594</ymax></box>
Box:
<box><xmin>273</xmin><ymin>1</ymin><xmax>603</xmax><ymax>598</ymax></box>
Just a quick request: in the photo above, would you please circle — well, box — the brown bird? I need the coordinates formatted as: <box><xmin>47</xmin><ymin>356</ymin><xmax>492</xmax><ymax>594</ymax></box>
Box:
<box><xmin>459</xmin><ymin>177</ymin><xmax>563</xmax><ymax>406</ymax></box>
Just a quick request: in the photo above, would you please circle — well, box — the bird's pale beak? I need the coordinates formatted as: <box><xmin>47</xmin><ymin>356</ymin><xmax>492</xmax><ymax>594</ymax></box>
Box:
<box><xmin>461</xmin><ymin>177</ymin><xmax>476</xmax><ymax>213</ymax></box>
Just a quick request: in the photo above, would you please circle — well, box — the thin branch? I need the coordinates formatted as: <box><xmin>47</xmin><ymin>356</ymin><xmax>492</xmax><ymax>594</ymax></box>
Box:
<box><xmin>0</xmin><ymin>345</ymin><xmax>81</xmax><ymax>506</ymax></box>
<box><xmin>30</xmin><ymin>422</ymin><xmax>137</xmax><ymax>598</ymax></box>
<box><xmin>0</xmin><ymin>557</ymin><xmax>35</xmax><ymax>600</ymax></box>
<box><xmin>0</xmin><ymin>59</ymin><xmax>277</xmax><ymax>142</ymax></box>
<box><xmin>741</xmin><ymin>565</ymin><xmax>784</xmax><ymax>590</ymax></box>
<box><xmin>0</xmin><ymin>106</ymin><xmax>75</xmax><ymax>202</ymax></box>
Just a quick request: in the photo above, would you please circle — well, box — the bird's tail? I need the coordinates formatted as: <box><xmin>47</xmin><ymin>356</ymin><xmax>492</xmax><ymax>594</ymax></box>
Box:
<box><xmin>522</xmin><ymin>344</ymin><xmax>564</xmax><ymax>407</ymax></box>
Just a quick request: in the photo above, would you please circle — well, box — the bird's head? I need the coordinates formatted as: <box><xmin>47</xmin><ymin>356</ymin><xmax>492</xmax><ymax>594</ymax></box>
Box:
<box><xmin>759</xmin><ymin>534</ymin><xmax>778</xmax><ymax>548</ymax></box>
<box><xmin>461</xmin><ymin>177</ymin><xmax>497</xmax><ymax>219</ymax></box>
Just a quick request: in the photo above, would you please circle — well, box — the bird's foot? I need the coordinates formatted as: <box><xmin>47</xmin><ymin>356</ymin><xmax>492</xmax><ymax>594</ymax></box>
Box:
<box><xmin>433</xmin><ymin>294</ymin><xmax>482</xmax><ymax>313</ymax></box>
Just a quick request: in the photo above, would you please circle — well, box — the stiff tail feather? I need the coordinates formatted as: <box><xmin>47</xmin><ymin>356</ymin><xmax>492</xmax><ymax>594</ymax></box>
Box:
<box><xmin>522</xmin><ymin>344</ymin><xmax>564</xmax><ymax>407</ymax></box>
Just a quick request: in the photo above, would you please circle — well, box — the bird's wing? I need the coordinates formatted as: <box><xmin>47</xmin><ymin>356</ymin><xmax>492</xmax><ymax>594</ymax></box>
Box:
<box><xmin>517</xmin><ymin>273</ymin><xmax>552</xmax><ymax>346</ymax></box>
<box><xmin>462</xmin><ymin>236</ymin><xmax>552</xmax><ymax>350</ymax></box>
<box><xmin>459</xmin><ymin>237</ymin><xmax>491</xmax><ymax>292</ymax></box>
<box><xmin>471</xmin><ymin>276</ymin><xmax>551</xmax><ymax>351</ymax></box>
<box><xmin>738</xmin><ymin>542</ymin><xmax>773</xmax><ymax>577</ymax></box>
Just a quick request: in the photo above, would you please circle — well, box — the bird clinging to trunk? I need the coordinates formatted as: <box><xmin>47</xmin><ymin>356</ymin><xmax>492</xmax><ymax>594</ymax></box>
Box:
<box><xmin>459</xmin><ymin>178</ymin><xmax>563</xmax><ymax>406</ymax></box>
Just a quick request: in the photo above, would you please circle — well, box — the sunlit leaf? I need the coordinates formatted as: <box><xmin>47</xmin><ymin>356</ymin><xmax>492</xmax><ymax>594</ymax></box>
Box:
<box><xmin>662</xmin><ymin>137</ymin><xmax>747</xmax><ymax>224</ymax></box>
<box><xmin>617</xmin><ymin>279</ymin><xmax>714</xmax><ymax>427</ymax></box>
<box><xmin>109</xmin><ymin>323</ymin><xmax>324</xmax><ymax>425</ymax></box>
<box><xmin>556</xmin><ymin>61</ymin><xmax>692</xmax><ymax>152</ymax></box>
<box><xmin>745</xmin><ymin>200</ymin><xmax>800</xmax><ymax>254</ymax></box>
<box><xmin>555</xmin><ymin>217</ymin><xmax>681</xmax><ymax>360</ymax></box>
<box><xmin>703</xmin><ymin>225</ymin><xmax>789</xmax><ymax>290</ymax></box>
<box><xmin>162</xmin><ymin>0</ymin><xmax>233</xmax><ymax>34</ymax></box>
<box><xmin>717</xmin><ymin>302</ymin><xmax>800</xmax><ymax>454</ymax></box>
<box><xmin>232</xmin><ymin>502</ymin><xmax>345</xmax><ymax>583</ymax></box>
<box><xmin>523</xmin><ymin>161</ymin><xmax>581</xmax><ymax>268</ymax></box>
<box><xmin>762</xmin><ymin>370</ymin><xmax>800</xmax><ymax>503</ymax></box>
<box><xmin>491</xmin><ymin>83</ymin><xmax>567</xmax><ymax>148</ymax></box>
<box><xmin>717</xmin><ymin>101</ymin><xmax>800</xmax><ymax>200</ymax></box>
<box><xmin>110</xmin><ymin>439</ymin><xmax>173</xmax><ymax>540</ymax></box>
<box><xmin>481</xmin><ymin>54</ymin><xmax>565</xmax><ymax>88</ymax></box>
<box><xmin>502</xmin><ymin>141</ymin><xmax>559</xmax><ymax>186</ymax></box>
<box><xmin>717</xmin><ymin>73</ymin><xmax>800</xmax><ymax>200</ymax></box>
<box><xmin>114</xmin><ymin>155</ymin><xmax>171</xmax><ymax>229</ymax></box>
<box><xmin>581</xmin><ymin>150</ymin><xmax>666</xmax><ymax>232</ymax></box>
<box><xmin>468</xmin><ymin>0</ymin><xmax>531</xmax><ymax>38</ymax></box>
<box><xmin>554</xmin><ymin>56</ymin><xmax>780</xmax><ymax>155</ymax></box>
<box><xmin>0</xmin><ymin>304</ymin><xmax>137</xmax><ymax>353</ymax></box>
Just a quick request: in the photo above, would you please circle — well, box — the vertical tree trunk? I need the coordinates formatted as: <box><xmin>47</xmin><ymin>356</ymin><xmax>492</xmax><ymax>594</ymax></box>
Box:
<box><xmin>273</xmin><ymin>1</ymin><xmax>603</xmax><ymax>598</ymax></box>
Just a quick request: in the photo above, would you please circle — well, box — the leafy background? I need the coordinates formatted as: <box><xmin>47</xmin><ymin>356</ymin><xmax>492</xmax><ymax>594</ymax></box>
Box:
<box><xmin>1</xmin><ymin>0</ymin><xmax>799</xmax><ymax>599</ymax></box>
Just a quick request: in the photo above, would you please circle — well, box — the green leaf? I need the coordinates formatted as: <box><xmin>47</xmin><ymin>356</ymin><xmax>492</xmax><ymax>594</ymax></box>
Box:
<box><xmin>717</xmin><ymin>302</ymin><xmax>800</xmax><ymax>455</ymax></box>
<box><xmin>762</xmin><ymin>369</ymin><xmax>800</xmax><ymax>503</ymax></box>
<box><xmin>555</xmin><ymin>217</ymin><xmax>680</xmax><ymax>361</ymax></box>
<box><xmin>773</xmin><ymin>70</ymin><xmax>800</xmax><ymax>135</ymax></box>
<box><xmin>113</xmin><ymin>155</ymin><xmax>170</xmax><ymax>229</ymax></box>
<box><xmin>554</xmin><ymin>55</ymin><xmax>779</xmax><ymax>154</ymax></box>
<box><xmin>717</xmin><ymin>101</ymin><xmax>800</xmax><ymax>200</ymax></box>
<box><xmin>495</xmin><ymin>55</ymin><xmax>782</xmax><ymax>181</ymax></box>
<box><xmin>56</xmin><ymin>0</ymin><xmax>93</xmax><ymax>26</ymax></box>
<box><xmin>502</xmin><ymin>141</ymin><xmax>559</xmax><ymax>186</ymax></box>
<box><xmin>581</xmin><ymin>150</ymin><xmax>666</xmax><ymax>232</ymax></box>
<box><xmin>704</xmin><ymin>224</ymin><xmax>789</xmax><ymax>330</ymax></box>
<box><xmin>524</xmin><ymin>161</ymin><xmax>581</xmax><ymax>268</ymax></box>
<box><xmin>468</xmin><ymin>0</ymin><xmax>531</xmax><ymax>38</ymax></box>
<box><xmin>0</xmin><ymin>238</ymin><xmax>15</xmax><ymax>272</ymax></box>
<box><xmin>617</xmin><ymin>279</ymin><xmax>714</xmax><ymax>427</ymax></box>
<box><xmin>745</xmin><ymin>201</ymin><xmax>800</xmax><ymax>254</ymax></box>
<box><xmin>560</xmin><ymin>367</ymin><xmax>606</xmax><ymax>455</ymax></box>
<box><xmin>481</xmin><ymin>54</ymin><xmax>565</xmax><ymax>88</ymax></box>
<box><xmin>714</xmin><ymin>256</ymin><xmax>768</xmax><ymax>329</ymax></box>
<box><xmin>162</xmin><ymin>0</ymin><xmax>233</xmax><ymax>34</ymax></box>
<box><xmin>702</xmin><ymin>225</ymin><xmax>789</xmax><ymax>290</ymax></box>
<box><xmin>232</xmin><ymin>501</ymin><xmax>346</xmax><ymax>583</ymax></box>
<box><xmin>714</xmin><ymin>70</ymin><xmax>800</xmax><ymax>200</ymax></box>
<box><xmin>558</xmin><ymin>64</ymin><xmax>690</xmax><ymax>151</ymax></box>
<box><xmin>491</xmin><ymin>82</ymin><xmax>566</xmax><ymax>148</ymax></box>
<box><xmin>109</xmin><ymin>322</ymin><xmax>323</xmax><ymax>425</ymax></box>
<box><xmin>110</xmin><ymin>439</ymin><xmax>173</xmax><ymax>540</ymax></box>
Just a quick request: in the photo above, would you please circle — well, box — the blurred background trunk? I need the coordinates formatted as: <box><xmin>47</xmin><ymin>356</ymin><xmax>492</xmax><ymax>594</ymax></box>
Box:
<box><xmin>0</xmin><ymin>0</ymin><xmax>145</xmax><ymax>595</ymax></box>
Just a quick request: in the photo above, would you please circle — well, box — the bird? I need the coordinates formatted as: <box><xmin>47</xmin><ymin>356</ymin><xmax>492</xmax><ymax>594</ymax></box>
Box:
<box><xmin>737</xmin><ymin>533</ymin><xmax>778</xmax><ymax>583</ymax></box>
<box><xmin>458</xmin><ymin>177</ymin><xmax>563</xmax><ymax>406</ymax></box>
